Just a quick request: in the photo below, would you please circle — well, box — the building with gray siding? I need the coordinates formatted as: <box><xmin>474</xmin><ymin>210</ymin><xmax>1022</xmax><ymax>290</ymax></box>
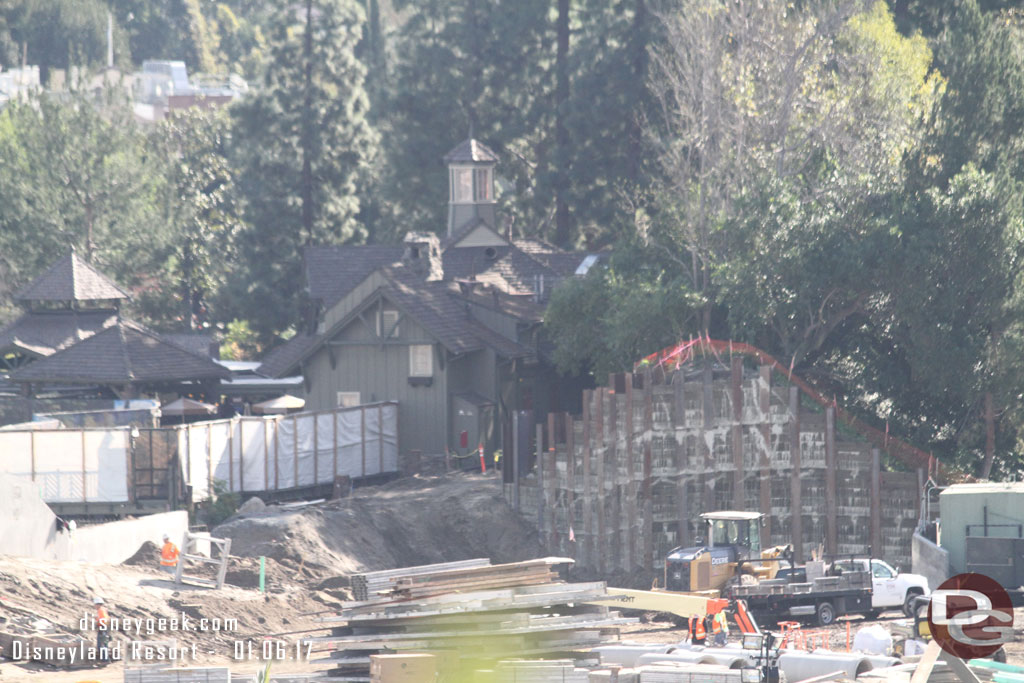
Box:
<box><xmin>257</xmin><ymin>138</ymin><xmax>597</xmax><ymax>458</ymax></box>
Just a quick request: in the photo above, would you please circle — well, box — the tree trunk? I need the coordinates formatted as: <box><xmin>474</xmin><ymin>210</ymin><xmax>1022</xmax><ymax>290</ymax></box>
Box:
<box><xmin>982</xmin><ymin>390</ymin><xmax>995</xmax><ymax>479</ymax></box>
<box><xmin>301</xmin><ymin>0</ymin><xmax>315</xmax><ymax>243</ymax></box>
<box><xmin>553</xmin><ymin>0</ymin><xmax>571</xmax><ymax>248</ymax></box>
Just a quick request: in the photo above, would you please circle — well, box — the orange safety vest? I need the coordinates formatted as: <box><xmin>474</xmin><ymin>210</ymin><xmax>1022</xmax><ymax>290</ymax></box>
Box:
<box><xmin>160</xmin><ymin>542</ymin><xmax>179</xmax><ymax>567</ymax></box>
<box><xmin>96</xmin><ymin>605</ymin><xmax>109</xmax><ymax>629</ymax></box>
<box><xmin>692</xmin><ymin>616</ymin><xmax>706</xmax><ymax>640</ymax></box>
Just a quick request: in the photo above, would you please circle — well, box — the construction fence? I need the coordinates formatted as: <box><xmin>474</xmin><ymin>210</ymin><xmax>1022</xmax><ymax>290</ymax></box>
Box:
<box><xmin>506</xmin><ymin>359</ymin><xmax>921</xmax><ymax>573</ymax></box>
<box><xmin>0</xmin><ymin>402</ymin><xmax>398</xmax><ymax>506</ymax></box>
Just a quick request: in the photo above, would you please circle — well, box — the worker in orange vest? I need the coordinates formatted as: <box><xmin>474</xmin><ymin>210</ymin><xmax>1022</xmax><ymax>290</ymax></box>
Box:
<box><xmin>689</xmin><ymin>614</ymin><xmax>706</xmax><ymax>644</ymax></box>
<box><xmin>159</xmin><ymin>534</ymin><xmax>179</xmax><ymax>575</ymax></box>
<box><xmin>712</xmin><ymin>608</ymin><xmax>730</xmax><ymax>646</ymax></box>
<box><xmin>94</xmin><ymin>596</ymin><xmax>111</xmax><ymax>660</ymax></box>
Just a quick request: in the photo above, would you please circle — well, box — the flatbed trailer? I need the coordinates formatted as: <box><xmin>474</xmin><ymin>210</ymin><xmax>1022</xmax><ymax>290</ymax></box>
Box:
<box><xmin>726</xmin><ymin>570</ymin><xmax>873</xmax><ymax>626</ymax></box>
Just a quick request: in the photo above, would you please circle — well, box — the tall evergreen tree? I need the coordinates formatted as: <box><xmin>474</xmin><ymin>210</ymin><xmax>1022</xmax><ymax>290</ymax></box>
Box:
<box><xmin>229</xmin><ymin>0</ymin><xmax>379</xmax><ymax>340</ymax></box>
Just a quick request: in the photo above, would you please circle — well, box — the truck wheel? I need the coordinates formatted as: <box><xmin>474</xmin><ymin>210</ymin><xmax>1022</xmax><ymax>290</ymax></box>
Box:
<box><xmin>903</xmin><ymin>589</ymin><xmax>923</xmax><ymax>618</ymax></box>
<box><xmin>817</xmin><ymin>602</ymin><xmax>836</xmax><ymax>626</ymax></box>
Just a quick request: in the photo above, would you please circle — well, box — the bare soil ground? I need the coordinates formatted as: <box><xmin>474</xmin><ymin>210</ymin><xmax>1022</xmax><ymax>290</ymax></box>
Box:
<box><xmin>0</xmin><ymin>472</ymin><xmax>543</xmax><ymax>682</ymax></box>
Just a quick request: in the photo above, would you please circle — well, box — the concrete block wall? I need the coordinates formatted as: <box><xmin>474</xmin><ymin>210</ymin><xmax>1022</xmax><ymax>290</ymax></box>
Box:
<box><xmin>508</xmin><ymin>358</ymin><xmax>921</xmax><ymax>575</ymax></box>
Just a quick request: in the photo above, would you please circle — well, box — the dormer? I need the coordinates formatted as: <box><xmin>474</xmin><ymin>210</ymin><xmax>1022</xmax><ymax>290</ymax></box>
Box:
<box><xmin>444</xmin><ymin>138</ymin><xmax>498</xmax><ymax>236</ymax></box>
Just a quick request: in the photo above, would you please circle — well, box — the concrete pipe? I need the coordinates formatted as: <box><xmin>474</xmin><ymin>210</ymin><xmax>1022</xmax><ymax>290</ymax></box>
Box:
<box><xmin>591</xmin><ymin>644</ymin><xmax>676</xmax><ymax>667</ymax></box>
<box><xmin>636</xmin><ymin>652</ymin><xmax>721</xmax><ymax>667</ymax></box>
<box><xmin>777</xmin><ymin>652</ymin><xmax>874</xmax><ymax>681</ymax></box>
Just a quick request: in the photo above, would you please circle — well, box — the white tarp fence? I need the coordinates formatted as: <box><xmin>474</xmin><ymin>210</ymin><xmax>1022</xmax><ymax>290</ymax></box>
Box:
<box><xmin>178</xmin><ymin>402</ymin><xmax>398</xmax><ymax>501</ymax></box>
<box><xmin>0</xmin><ymin>428</ymin><xmax>130</xmax><ymax>503</ymax></box>
<box><xmin>0</xmin><ymin>403</ymin><xmax>397</xmax><ymax>505</ymax></box>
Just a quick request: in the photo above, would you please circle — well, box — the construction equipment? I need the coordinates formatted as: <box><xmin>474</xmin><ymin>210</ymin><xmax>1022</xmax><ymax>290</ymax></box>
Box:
<box><xmin>662</xmin><ymin>511</ymin><xmax>875</xmax><ymax>626</ymax></box>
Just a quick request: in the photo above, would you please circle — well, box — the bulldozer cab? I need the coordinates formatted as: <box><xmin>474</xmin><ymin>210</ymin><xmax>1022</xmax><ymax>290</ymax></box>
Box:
<box><xmin>664</xmin><ymin>511</ymin><xmax>769</xmax><ymax>594</ymax></box>
<box><xmin>703</xmin><ymin>511</ymin><xmax>763</xmax><ymax>561</ymax></box>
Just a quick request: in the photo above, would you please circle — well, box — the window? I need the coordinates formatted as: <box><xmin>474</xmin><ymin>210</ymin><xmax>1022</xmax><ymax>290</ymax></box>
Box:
<box><xmin>378</xmin><ymin>310</ymin><xmax>400</xmax><ymax>338</ymax></box>
<box><xmin>452</xmin><ymin>168</ymin><xmax>473</xmax><ymax>203</ymax></box>
<box><xmin>475</xmin><ymin>168</ymin><xmax>492</xmax><ymax>201</ymax></box>
<box><xmin>409</xmin><ymin>344</ymin><xmax>433</xmax><ymax>377</ymax></box>
<box><xmin>336</xmin><ymin>392</ymin><xmax>361</xmax><ymax>408</ymax></box>
<box><xmin>871</xmin><ymin>560</ymin><xmax>895</xmax><ymax>579</ymax></box>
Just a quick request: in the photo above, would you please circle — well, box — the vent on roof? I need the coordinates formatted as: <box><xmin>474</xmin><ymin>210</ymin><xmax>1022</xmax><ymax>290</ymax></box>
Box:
<box><xmin>484</xmin><ymin>246</ymin><xmax>498</xmax><ymax>261</ymax></box>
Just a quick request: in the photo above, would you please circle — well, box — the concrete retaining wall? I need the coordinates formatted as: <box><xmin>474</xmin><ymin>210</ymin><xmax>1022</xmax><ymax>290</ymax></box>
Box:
<box><xmin>0</xmin><ymin>474</ymin><xmax>188</xmax><ymax>564</ymax></box>
<box><xmin>507</xmin><ymin>358</ymin><xmax>922</xmax><ymax>574</ymax></box>
<box><xmin>912</xmin><ymin>530</ymin><xmax>949</xmax><ymax>590</ymax></box>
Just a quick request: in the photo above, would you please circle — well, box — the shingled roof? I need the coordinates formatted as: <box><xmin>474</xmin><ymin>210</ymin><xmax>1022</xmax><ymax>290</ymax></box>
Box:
<box><xmin>0</xmin><ymin>310</ymin><xmax>118</xmax><ymax>357</ymax></box>
<box><xmin>15</xmin><ymin>252</ymin><xmax>130</xmax><ymax>302</ymax></box>
<box><xmin>9</xmin><ymin>320</ymin><xmax>230</xmax><ymax>385</ymax></box>
<box><xmin>443</xmin><ymin>138</ymin><xmax>499</xmax><ymax>164</ymax></box>
<box><xmin>304</xmin><ymin>245</ymin><xmax>403</xmax><ymax>308</ymax></box>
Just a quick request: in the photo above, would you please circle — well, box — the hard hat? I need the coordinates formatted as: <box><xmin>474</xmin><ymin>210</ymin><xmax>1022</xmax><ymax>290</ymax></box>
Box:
<box><xmin>93</xmin><ymin>597</ymin><xmax>104</xmax><ymax>605</ymax></box>
<box><xmin>163</xmin><ymin>534</ymin><xmax>170</xmax><ymax>541</ymax></box>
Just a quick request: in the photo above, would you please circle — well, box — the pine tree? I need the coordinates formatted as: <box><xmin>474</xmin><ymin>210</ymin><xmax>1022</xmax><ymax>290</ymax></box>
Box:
<box><xmin>229</xmin><ymin>0</ymin><xmax>379</xmax><ymax>340</ymax></box>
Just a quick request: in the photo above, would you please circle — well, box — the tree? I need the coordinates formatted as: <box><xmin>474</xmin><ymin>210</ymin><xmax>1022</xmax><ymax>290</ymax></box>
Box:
<box><xmin>134</xmin><ymin>108</ymin><xmax>241</xmax><ymax>332</ymax></box>
<box><xmin>229</xmin><ymin>0</ymin><xmax>379</xmax><ymax>340</ymax></box>
<box><xmin>9</xmin><ymin>0</ymin><xmax>128</xmax><ymax>81</ymax></box>
<box><xmin>0</xmin><ymin>87</ymin><xmax>163</xmax><ymax>293</ymax></box>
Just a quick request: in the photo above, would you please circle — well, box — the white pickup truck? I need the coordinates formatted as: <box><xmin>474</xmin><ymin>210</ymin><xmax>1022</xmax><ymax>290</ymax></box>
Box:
<box><xmin>831</xmin><ymin>558</ymin><xmax>930</xmax><ymax>617</ymax></box>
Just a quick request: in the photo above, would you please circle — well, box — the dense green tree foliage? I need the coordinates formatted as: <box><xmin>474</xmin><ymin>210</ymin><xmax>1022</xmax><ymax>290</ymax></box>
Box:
<box><xmin>228</xmin><ymin>0</ymin><xmax>379</xmax><ymax>340</ymax></box>
<box><xmin>2</xmin><ymin>0</ymin><xmax>1024</xmax><ymax>474</ymax></box>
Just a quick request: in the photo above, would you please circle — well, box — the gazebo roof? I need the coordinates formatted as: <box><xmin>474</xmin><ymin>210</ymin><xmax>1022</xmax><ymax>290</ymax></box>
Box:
<box><xmin>9</xmin><ymin>320</ymin><xmax>230</xmax><ymax>385</ymax></box>
<box><xmin>14</xmin><ymin>252</ymin><xmax>130</xmax><ymax>303</ymax></box>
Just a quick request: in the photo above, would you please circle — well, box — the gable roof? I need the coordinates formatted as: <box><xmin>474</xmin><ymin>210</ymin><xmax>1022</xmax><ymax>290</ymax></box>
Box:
<box><xmin>304</xmin><ymin>244</ymin><xmax>403</xmax><ymax>309</ymax></box>
<box><xmin>15</xmin><ymin>252</ymin><xmax>130</xmax><ymax>302</ymax></box>
<box><xmin>258</xmin><ymin>266</ymin><xmax>533</xmax><ymax>378</ymax></box>
<box><xmin>9</xmin><ymin>320</ymin><xmax>230</xmax><ymax>385</ymax></box>
<box><xmin>443</xmin><ymin>138</ymin><xmax>499</xmax><ymax>164</ymax></box>
<box><xmin>0</xmin><ymin>310</ymin><xmax>118</xmax><ymax>357</ymax></box>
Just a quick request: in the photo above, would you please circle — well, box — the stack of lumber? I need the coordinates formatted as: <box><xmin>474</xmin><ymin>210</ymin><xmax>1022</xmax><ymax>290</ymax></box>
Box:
<box><xmin>351</xmin><ymin>559</ymin><xmax>491</xmax><ymax>601</ymax></box>
<box><xmin>309</xmin><ymin>557</ymin><xmax>635</xmax><ymax>682</ymax></box>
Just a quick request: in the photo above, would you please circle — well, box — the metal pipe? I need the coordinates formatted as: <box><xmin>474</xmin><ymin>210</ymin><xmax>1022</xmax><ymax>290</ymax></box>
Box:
<box><xmin>590</xmin><ymin>644</ymin><xmax>675</xmax><ymax>667</ymax></box>
<box><xmin>777</xmin><ymin>652</ymin><xmax>875</xmax><ymax>681</ymax></box>
<box><xmin>636</xmin><ymin>652</ymin><xmax>721</xmax><ymax>667</ymax></box>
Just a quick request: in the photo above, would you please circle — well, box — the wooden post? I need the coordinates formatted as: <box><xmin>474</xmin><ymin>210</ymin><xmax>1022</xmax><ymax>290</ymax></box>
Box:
<box><xmin>625</xmin><ymin>373</ymin><xmax>637</xmax><ymax>571</ymax></box>
<box><xmin>378</xmin><ymin>404</ymin><xmax>384</xmax><ymax>473</ymax></box>
<box><xmin>30</xmin><ymin>431</ymin><xmax>35</xmax><ymax>482</ymax></box>
<box><xmin>674</xmin><ymin>373</ymin><xmax>689</xmax><ymax>547</ymax></box>
<box><xmin>789</xmin><ymin>386</ymin><xmax>803</xmax><ymax>563</ymax></box>
<box><xmin>607</xmin><ymin>375</ymin><xmax>622</xmax><ymax>571</ymax></box>
<box><xmin>126</xmin><ymin>430</ymin><xmax>134</xmax><ymax>504</ymax></box>
<box><xmin>565</xmin><ymin>412</ymin><xmax>576</xmax><ymax>561</ymax></box>
<box><xmin>263</xmin><ymin>420</ymin><xmax>269</xmax><ymax>491</ymax></box>
<box><xmin>871</xmin><ymin>448</ymin><xmax>881</xmax><ymax>558</ymax></box>
<box><xmin>292</xmin><ymin>416</ymin><xmax>299</xmax><ymax>488</ymax></box>
<box><xmin>759</xmin><ymin>366</ymin><xmax>772</xmax><ymax>541</ymax></box>
<box><xmin>642</xmin><ymin>368</ymin><xmax>654</xmax><ymax>571</ymax></box>
<box><xmin>512</xmin><ymin>410</ymin><xmax>520</xmax><ymax>510</ymax></box>
<box><xmin>825</xmin><ymin>407</ymin><xmax>838</xmax><ymax>558</ymax></box>
<box><xmin>333</xmin><ymin>409</ymin><xmax>338</xmax><ymax>480</ymax></box>
<box><xmin>702</xmin><ymin>362</ymin><xmax>714</xmax><ymax>513</ymax></box>
<box><xmin>228</xmin><ymin>421</ymin><xmax>234</xmax><ymax>493</ymax></box>
<box><xmin>536</xmin><ymin>422</ymin><xmax>544</xmax><ymax>535</ymax></box>
<box><xmin>582</xmin><ymin>390</ymin><xmax>592</xmax><ymax>569</ymax></box>
<box><xmin>81</xmin><ymin>430</ymin><xmax>87</xmax><ymax>502</ymax></box>
<box><xmin>207</xmin><ymin>426</ymin><xmax>213</xmax><ymax>498</ymax></box>
<box><xmin>273</xmin><ymin>419</ymin><xmax>279</xmax><ymax>490</ymax></box>
<box><xmin>731</xmin><ymin>357</ymin><xmax>745</xmax><ymax>511</ymax></box>
<box><xmin>361</xmin><ymin>406</ymin><xmax>367</xmax><ymax>477</ymax></box>
<box><xmin>546</xmin><ymin>414</ymin><xmax>557</xmax><ymax>551</ymax></box>
<box><xmin>313</xmin><ymin>413</ymin><xmax>319</xmax><ymax>485</ymax></box>
<box><xmin>595</xmin><ymin>387</ymin><xmax>606</xmax><ymax>575</ymax></box>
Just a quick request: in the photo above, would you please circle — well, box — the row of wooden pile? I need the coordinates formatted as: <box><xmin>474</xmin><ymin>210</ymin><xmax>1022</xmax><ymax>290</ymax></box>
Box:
<box><xmin>309</xmin><ymin>557</ymin><xmax>635</xmax><ymax>682</ymax></box>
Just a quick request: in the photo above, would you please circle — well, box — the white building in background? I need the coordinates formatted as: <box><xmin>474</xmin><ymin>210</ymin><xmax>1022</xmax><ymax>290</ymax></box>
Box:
<box><xmin>133</xmin><ymin>60</ymin><xmax>248</xmax><ymax>123</ymax></box>
<box><xmin>0</xmin><ymin>66</ymin><xmax>41</xmax><ymax>106</ymax></box>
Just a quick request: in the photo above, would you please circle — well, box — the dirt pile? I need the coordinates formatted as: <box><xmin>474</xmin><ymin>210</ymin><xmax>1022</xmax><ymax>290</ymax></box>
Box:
<box><xmin>121</xmin><ymin>540</ymin><xmax>160</xmax><ymax>567</ymax></box>
<box><xmin>212</xmin><ymin>473</ymin><xmax>545</xmax><ymax>580</ymax></box>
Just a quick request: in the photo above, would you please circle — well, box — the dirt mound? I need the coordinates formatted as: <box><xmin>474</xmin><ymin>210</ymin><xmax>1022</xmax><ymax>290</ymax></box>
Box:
<box><xmin>212</xmin><ymin>473</ymin><xmax>545</xmax><ymax>580</ymax></box>
<box><xmin>121</xmin><ymin>540</ymin><xmax>160</xmax><ymax>567</ymax></box>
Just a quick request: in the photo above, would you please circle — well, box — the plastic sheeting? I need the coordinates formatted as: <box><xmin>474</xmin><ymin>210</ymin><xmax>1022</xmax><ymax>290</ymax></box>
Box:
<box><xmin>177</xmin><ymin>402</ymin><xmax>398</xmax><ymax>501</ymax></box>
<box><xmin>0</xmin><ymin>428</ymin><xmax>130</xmax><ymax>502</ymax></box>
